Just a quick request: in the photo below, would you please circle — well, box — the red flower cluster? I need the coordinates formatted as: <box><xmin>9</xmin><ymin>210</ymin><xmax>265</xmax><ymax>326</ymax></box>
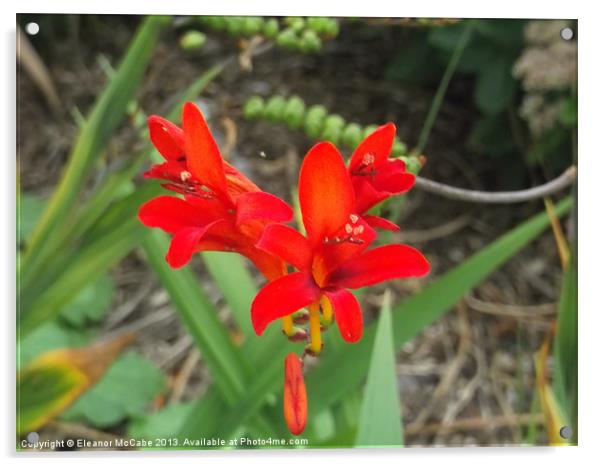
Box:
<box><xmin>138</xmin><ymin>102</ymin><xmax>430</xmax><ymax>436</ymax></box>
<box><xmin>139</xmin><ymin>103</ymin><xmax>292</xmax><ymax>281</ymax></box>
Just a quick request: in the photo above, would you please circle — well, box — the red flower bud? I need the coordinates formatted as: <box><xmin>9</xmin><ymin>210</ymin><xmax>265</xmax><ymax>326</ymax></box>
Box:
<box><xmin>283</xmin><ymin>353</ymin><xmax>307</xmax><ymax>436</ymax></box>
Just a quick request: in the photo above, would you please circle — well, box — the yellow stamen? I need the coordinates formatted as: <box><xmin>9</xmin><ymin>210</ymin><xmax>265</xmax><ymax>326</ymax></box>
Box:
<box><xmin>309</xmin><ymin>302</ymin><xmax>322</xmax><ymax>354</ymax></box>
<box><xmin>282</xmin><ymin>315</ymin><xmax>294</xmax><ymax>336</ymax></box>
<box><xmin>320</xmin><ymin>295</ymin><xmax>333</xmax><ymax>326</ymax></box>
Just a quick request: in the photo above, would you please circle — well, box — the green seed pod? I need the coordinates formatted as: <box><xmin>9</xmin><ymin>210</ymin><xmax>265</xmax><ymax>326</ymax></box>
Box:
<box><xmin>226</xmin><ymin>16</ymin><xmax>245</xmax><ymax>36</ymax></box>
<box><xmin>322</xmin><ymin>19</ymin><xmax>340</xmax><ymax>38</ymax></box>
<box><xmin>179</xmin><ymin>31</ymin><xmax>207</xmax><ymax>51</ymax></box>
<box><xmin>304</xmin><ymin>105</ymin><xmax>328</xmax><ymax>138</ymax></box>
<box><xmin>300</xmin><ymin>29</ymin><xmax>322</xmax><ymax>53</ymax></box>
<box><xmin>264</xmin><ymin>95</ymin><xmax>287</xmax><ymax>122</ymax></box>
<box><xmin>362</xmin><ymin>124</ymin><xmax>379</xmax><ymax>139</ymax></box>
<box><xmin>391</xmin><ymin>138</ymin><xmax>408</xmax><ymax>157</ymax></box>
<box><xmin>323</xmin><ymin>114</ymin><xmax>346</xmax><ymax>132</ymax></box>
<box><xmin>342</xmin><ymin>123</ymin><xmax>363</xmax><ymax>149</ymax></box>
<box><xmin>283</xmin><ymin>96</ymin><xmax>306</xmax><ymax>129</ymax></box>
<box><xmin>306</xmin><ymin>17</ymin><xmax>326</xmax><ymax>34</ymax></box>
<box><xmin>243</xmin><ymin>96</ymin><xmax>265</xmax><ymax>120</ymax></box>
<box><xmin>276</xmin><ymin>28</ymin><xmax>298</xmax><ymax>50</ymax></box>
<box><xmin>263</xmin><ymin>18</ymin><xmax>279</xmax><ymax>39</ymax></box>
<box><xmin>243</xmin><ymin>16</ymin><xmax>264</xmax><ymax>36</ymax></box>
<box><xmin>321</xmin><ymin>125</ymin><xmax>343</xmax><ymax>145</ymax></box>
<box><xmin>284</xmin><ymin>17</ymin><xmax>306</xmax><ymax>32</ymax></box>
<box><xmin>406</xmin><ymin>156</ymin><xmax>422</xmax><ymax>175</ymax></box>
<box><xmin>202</xmin><ymin>16</ymin><xmax>226</xmax><ymax>30</ymax></box>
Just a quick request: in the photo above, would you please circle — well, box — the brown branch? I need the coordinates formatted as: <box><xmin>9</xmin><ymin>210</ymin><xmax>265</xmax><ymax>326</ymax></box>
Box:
<box><xmin>414</xmin><ymin>166</ymin><xmax>576</xmax><ymax>204</ymax></box>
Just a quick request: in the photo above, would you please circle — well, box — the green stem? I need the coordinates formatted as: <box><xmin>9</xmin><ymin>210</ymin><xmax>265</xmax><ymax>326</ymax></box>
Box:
<box><xmin>415</xmin><ymin>21</ymin><xmax>474</xmax><ymax>154</ymax></box>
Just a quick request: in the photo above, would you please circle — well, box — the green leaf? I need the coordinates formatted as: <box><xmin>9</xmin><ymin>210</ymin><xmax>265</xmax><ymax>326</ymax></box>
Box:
<box><xmin>62</xmin><ymin>351</ymin><xmax>166</xmax><ymax>428</ymax></box>
<box><xmin>19</xmin><ymin>192</ymin><xmax>149</xmax><ymax>336</ymax></box>
<box><xmin>18</xmin><ymin>193</ymin><xmax>46</xmax><ymax>244</ymax></box>
<box><xmin>202</xmin><ymin>252</ymin><xmax>257</xmax><ymax>338</ymax></box>
<box><xmin>18</xmin><ymin>322</ymin><xmax>94</xmax><ymax>369</ymax></box>
<box><xmin>18</xmin><ymin>359</ymin><xmax>88</xmax><ymax>435</ymax></box>
<box><xmin>19</xmin><ymin>16</ymin><xmax>169</xmax><ymax>294</ymax></box>
<box><xmin>355</xmin><ymin>293</ymin><xmax>403</xmax><ymax>447</ymax></box>
<box><xmin>18</xmin><ymin>333</ymin><xmax>133</xmax><ymax>435</ymax></box>
<box><xmin>142</xmin><ymin>230</ymin><xmax>249</xmax><ymax>404</ymax></box>
<box><xmin>19</xmin><ymin>64</ymin><xmax>224</xmax><ymax>336</ymax></box>
<box><xmin>59</xmin><ymin>275</ymin><xmax>114</xmax><ymax>328</ymax></box>
<box><xmin>474</xmin><ymin>56</ymin><xmax>516</xmax><ymax>115</ymax></box>
<box><xmin>129</xmin><ymin>402</ymin><xmax>195</xmax><ymax>440</ymax></box>
<box><xmin>553</xmin><ymin>251</ymin><xmax>577</xmax><ymax>429</ymax></box>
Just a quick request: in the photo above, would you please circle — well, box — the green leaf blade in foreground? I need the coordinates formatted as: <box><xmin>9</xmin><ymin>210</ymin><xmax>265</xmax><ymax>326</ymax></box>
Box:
<box><xmin>355</xmin><ymin>292</ymin><xmax>403</xmax><ymax>447</ymax></box>
<box><xmin>20</xmin><ymin>16</ymin><xmax>169</xmax><ymax>290</ymax></box>
<box><xmin>177</xmin><ymin>197</ymin><xmax>573</xmax><ymax>442</ymax></box>
<box><xmin>19</xmin><ymin>65</ymin><xmax>225</xmax><ymax>336</ymax></box>
<box><xmin>141</xmin><ymin>230</ymin><xmax>249</xmax><ymax>405</ymax></box>
<box><xmin>553</xmin><ymin>251</ymin><xmax>577</xmax><ymax>431</ymax></box>
<box><xmin>202</xmin><ymin>252</ymin><xmax>257</xmax><ymax>338</ymax></box>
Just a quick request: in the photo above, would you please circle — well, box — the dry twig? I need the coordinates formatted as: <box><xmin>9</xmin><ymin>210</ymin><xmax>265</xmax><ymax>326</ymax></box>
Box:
<box><xmin>414</xmin><ymin>166</ymin><xmax>576</xmax><ymax>204</ymax></box>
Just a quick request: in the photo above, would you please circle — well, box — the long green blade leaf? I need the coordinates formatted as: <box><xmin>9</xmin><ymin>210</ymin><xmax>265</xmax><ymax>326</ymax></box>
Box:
<box><xmin>355</xmin><ymin>292</ymin><xmax>403</xmax><ymax>447</ymax></box>
<box><xmin>141</xmin><ymin>230</ymin><xmax>249</xmax><ymax>404</ymax></box>
<box><xmin>202</xmin><ymin>252</ymin><xmax>257</xmax><ymax>338</ymax></box>
<box><xmin>553</xmin><ymin>251</ymin><xmax>577</xmax><ymax>431</ymax></box>
<box><xmin>20</xmin><ymin>16</ymin><xmax>169</xmax><ymax>291</ymax></box>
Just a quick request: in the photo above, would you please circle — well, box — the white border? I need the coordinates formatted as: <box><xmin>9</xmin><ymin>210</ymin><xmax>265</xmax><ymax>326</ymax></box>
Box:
<box><xmin>3</xmin><ymin>1</ymin><xmax>600</xmax><ymax>465</ymax></box>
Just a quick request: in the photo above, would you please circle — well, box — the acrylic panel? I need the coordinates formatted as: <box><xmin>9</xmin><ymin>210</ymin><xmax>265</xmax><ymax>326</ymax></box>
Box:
<box><xmin>16</xmin><ymin>14</ymin><xmax>577</xmax><ymax>452</ymax></box>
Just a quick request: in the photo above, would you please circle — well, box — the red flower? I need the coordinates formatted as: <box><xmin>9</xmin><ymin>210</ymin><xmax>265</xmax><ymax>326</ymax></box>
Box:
<box><xmin>348</xmin><ymin>123</ymin><xmax>416</xmax><ymax>231</ymax></box>
<box><xmin>283</xmin><ymin>353</ymin><xmax>307</xmax><ymax>436</ymax></box>
<box><xmin>251</xmin><ymin>142</ymin><xmax>430</xmax><ymax>348</ymax></box>
<box><xmin>139</xmin><ymin>103</ymin><xmax>293</xmax><ymax>279</ymax></box>
<box><xmin>146</xmin><ymin>107</ymin><xmax>260</xmax><ymax>200</ymax></box>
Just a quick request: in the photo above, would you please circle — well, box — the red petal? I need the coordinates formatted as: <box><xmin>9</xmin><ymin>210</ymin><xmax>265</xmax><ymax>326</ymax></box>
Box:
<box><xmin>143</xmin><ymin>161</ymin><xmax>186</xmax><ymax>181</ymax></box>
<box><xmin>328</xmin><ymin>244</ymin><xmax>430</xmax><ymax>289</ymax></box>
<box><xmin>236</xmin><ymin>191</ymin><xmax>293</xmax><ymax>226</ymax></box>
<box><xmin>182</xmin><ymin>102</ymin><xmax>229</xmax><ymax>202</ymax></box>
<box><xmin>323</xmin><ymin>288</ymin><xmax>363</xmax><ymax>343</ymax></box>
<box><xmin>363</xmin><ymin>215</ymin><xmax>400</xmax><ymax>232</ymax></box>
<box><xmin>138</xmin><ymin>196</ymin><xmax>219</xmax><ymax>234</ymax></box>
<box><xmin>240</xmin><ymin>246</ymin><xmax>287</xmax><ymax>282</ymax></box>
<box><xmin>373</xmin><ymin>161</ymin><xmax>415</xmax><ymax>194</ymax></box>
<box><xmin>299</xmin><ymin>142</ymin><xmax>354</xmax><ymax>246</ymax></box>
<box><xmin>251</xmin><ymin>272</ymin><xmax>320</xmax><ymax>335</ymax></box>
<box><xmin>224</xmin><ymin>161</ymin><xmax>261</xmax><ymax>196</ymax></box>
<box><xmin>148</xmin><ymin>115</ymin><xmax>185</xmax><ymax>161</ymax></box>
<box><xmin>348</xmin><ymin>123</ymin><xmax>396</xmax><ymax>172</ymax></box>
<box><xmin>352</xmin><ymin>178</ymin><xmax>390</xmax><ymax>214</ymax></box>
<box><xmin>283</xmin><ymin>353</ymin><xmax>307</xmax><ymax>436</ymax></box>
<box><xmin>257</xmin><ymin>224</ymin><xmax>312</xmax><ymax>272</ymax></box>
<box><xmin>313</xmin><ymin>215</ymin><xmax>377</xmax><ymax>280</ymax></box>
<box><xmin>165</xmin><ymin>220</ymin><xmax>225</xmax><ymax>268</ymax></box>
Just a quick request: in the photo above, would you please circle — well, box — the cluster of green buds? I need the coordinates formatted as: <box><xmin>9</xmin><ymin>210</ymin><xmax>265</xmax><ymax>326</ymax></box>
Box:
<box><xmin>243</xmin><ymin>94</ymin><xmax>415</xmax><ymax>163</ymax></box>
<box><xmin>275</xmin><ymin>17</ymin><xmax>339</xmax><ymax>53</ymax></box>
<box><xmin>188</xmin><ymin>16</ymin><xmax>339</xmax><ymax>54</ymax></box>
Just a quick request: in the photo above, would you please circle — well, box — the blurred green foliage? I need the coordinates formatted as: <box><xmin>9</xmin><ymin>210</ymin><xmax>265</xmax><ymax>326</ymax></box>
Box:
<box><xmin>386</xmin><ymin>19</ymin><xmax>575</xmax><ymax>175</ymax></box>
<box><xmin>62</xmin><ymin>352</ymin><xmax>166</xmax><ymax>428</ymax></box>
